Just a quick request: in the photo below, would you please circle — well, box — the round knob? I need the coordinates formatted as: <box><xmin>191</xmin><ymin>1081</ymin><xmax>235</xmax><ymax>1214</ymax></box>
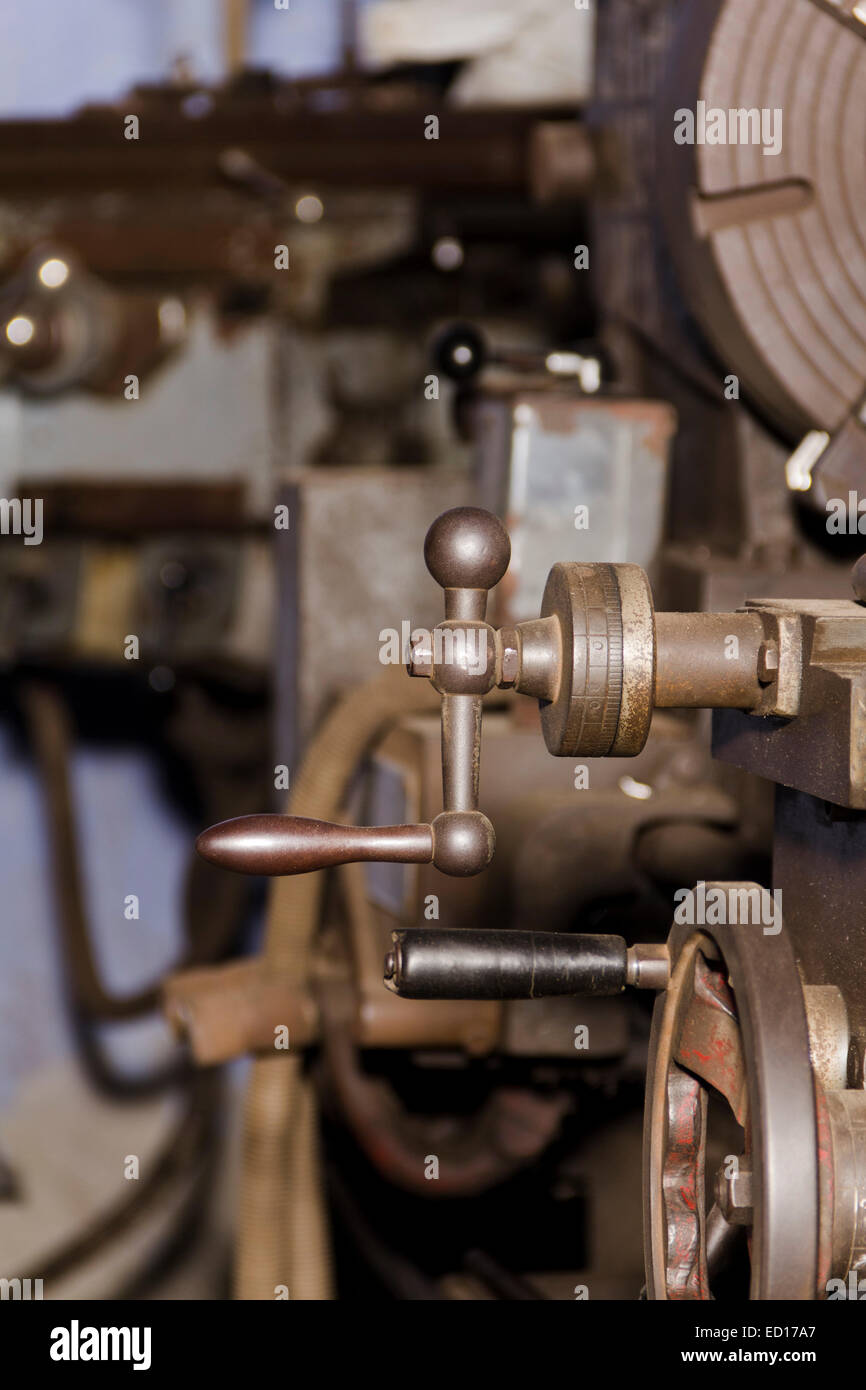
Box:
<box><xmin>431</xmin><ymin>810</ymin><xmax>494</xmax><ymax>876</ymax></box>
<box><xmin>852</xmin><ymin>553</ymin><xmax>866</xmax><ymax>602</ymax></box>
<box><xmin>424</xmin><ymin>507</ymin><xmax>510</xmax><ymax>592</ymax></box>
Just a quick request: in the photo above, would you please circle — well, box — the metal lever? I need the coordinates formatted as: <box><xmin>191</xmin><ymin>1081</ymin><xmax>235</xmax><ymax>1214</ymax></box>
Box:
<box><xmin>384</xmin><ymin>929</ymin><xmax>670</xmax><ymax>998</ymax></box>
<box><xmin>196</xmin><ymin>503</ymin><xmax>799</xmax><ymax>879</ymax></box>
<box><xmin>196</xmin><ymin>507</ymin><xmax>511</xmax><ymax>878</ymax></box>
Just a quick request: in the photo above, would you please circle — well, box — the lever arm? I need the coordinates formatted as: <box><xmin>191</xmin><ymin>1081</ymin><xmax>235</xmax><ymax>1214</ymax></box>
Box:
<box><xmin>196</xmin><ymin>815</ymin><xmax>433</xmax><ymax>876</ymax></box>
<box><xmin>196</xmin><ymin>508</ymin><xmax>510</xmax><ymax>879</ymax></box>
<box><xmin>383</xmin><ymin>929</ymin><xmax>670</xmax><ymax>998</ymax></box>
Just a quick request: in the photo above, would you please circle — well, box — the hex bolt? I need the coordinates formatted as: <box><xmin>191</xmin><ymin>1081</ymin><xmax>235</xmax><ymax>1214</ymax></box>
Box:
<box><xmin>714</xmin><ymin>1162</ymin><xmax>754</xmax><ymax>1225</ymax></box>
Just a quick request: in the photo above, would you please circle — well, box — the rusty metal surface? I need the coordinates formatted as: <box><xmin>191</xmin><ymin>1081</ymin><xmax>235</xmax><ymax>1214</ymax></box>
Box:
<box><xmin>713</xmin><ymin>598</ymin><xmax>866</xmax><ymax>807</ymax></box>
<box><xmin>803</xmin><ymin>985</ymin><xmax>850</xmax><ymax>1094</ymax></box>
<box><xmin>614</xmin><ymin>562</ymin><xmax>657</xmax><ymax>756</ymax></box>
<box><xmin>655</xmin><ymin>611</ymin><xmax>764</xmax><ymax>709</ymax></box>
<box><xmin>663</xmin><ymin>1063</ymin><xmax>709</xmax><ymax>1300</ymax></box>
<box><xmin>644</xmin><ymin>906</ymin><xmax>819</xmax><ymax>1300</ymax></box>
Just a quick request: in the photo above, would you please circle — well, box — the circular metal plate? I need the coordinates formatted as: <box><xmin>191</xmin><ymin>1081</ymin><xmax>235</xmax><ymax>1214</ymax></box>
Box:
<box><xmin>658</xmin><ymin>0</ymin><xmax>866</xmax><ymax>439</ymax></box>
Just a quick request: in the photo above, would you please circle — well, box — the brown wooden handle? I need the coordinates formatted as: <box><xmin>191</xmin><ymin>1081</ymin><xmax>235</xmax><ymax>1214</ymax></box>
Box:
<box><xmin>195</xmin><ymin>814</ymin><xmax>434</xmax><ymax>876</ymax></box>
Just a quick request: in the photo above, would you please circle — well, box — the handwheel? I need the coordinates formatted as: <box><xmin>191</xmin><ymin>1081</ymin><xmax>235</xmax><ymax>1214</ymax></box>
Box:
<box><xmin>643</xmin><ymin>884</ymin><xmax>819</xmax><ymax>1300</ymax></box>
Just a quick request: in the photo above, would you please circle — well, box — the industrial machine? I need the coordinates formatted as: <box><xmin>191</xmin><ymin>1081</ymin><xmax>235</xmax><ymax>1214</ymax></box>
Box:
<box><xmin>2</xmin><ymin>0</ymin><xmax>865</xmax><ymax>1320</ymax></box>
<box><xmin>196</xmin><ymin>504</ymin><xmax>866</xmax><ymax>1300</ymax></box>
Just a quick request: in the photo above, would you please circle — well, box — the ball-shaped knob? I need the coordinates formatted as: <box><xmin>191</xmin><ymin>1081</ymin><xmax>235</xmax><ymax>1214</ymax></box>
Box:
<box><xmin>424</xmin><ymin>507</ymin><xmax>511</xmax><ymax>591</ymax></box>
<box><xmin>431</xmin><ymin>810</ymin><xmax>495</xmax><ymax>876</ymax></box>
<box><xmin>852</xmin><ymin>554</ymin><xmax>866</xmax><ymax>603</ymax></box>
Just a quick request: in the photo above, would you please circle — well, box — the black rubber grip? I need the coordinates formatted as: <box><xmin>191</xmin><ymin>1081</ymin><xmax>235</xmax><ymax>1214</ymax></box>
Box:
<box><xmin>385</xmin><ymin>929</ymin><xmax>628</xmax><ymax>1000</ymax></box>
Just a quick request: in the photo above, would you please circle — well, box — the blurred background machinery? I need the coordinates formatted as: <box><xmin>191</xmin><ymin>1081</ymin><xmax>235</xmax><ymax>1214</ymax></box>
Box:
<box><xmin>0</xmin><ymin>0</ymin><xmax>863</xmax><ymax>1302</ymax></box>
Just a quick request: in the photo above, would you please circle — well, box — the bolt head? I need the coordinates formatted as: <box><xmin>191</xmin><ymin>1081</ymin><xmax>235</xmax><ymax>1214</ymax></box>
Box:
<box><xmin>714</xmin><ymin>1163</ymin><xmax>753</xmax><ymax>1225</ymax></box>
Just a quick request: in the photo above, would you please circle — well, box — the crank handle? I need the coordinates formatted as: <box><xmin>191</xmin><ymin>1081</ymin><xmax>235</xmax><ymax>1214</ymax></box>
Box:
<box><xmin>196</xmin><ymin>809</ymin><xmax>495</xmax><ymax>877</ymax></box>
<box><xmin>383</xmin><ymin>929</ymin><xmax>670</xmax><ymax>998</ymax></box>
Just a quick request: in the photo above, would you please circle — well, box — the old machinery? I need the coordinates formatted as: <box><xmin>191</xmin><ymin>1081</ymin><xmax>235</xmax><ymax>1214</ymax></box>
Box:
<box><xmin>196</xmin><ymin>503</ymin><xmax>835</xmax><ymax>877</ymax></box>
<box><xmin>198</xmin><ymin>505</ymin><xmax>866</xmax><ymax>1300</ymax></box>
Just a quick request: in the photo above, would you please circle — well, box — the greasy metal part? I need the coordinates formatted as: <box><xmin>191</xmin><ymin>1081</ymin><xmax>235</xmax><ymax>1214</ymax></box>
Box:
<box><xmin>626</xmin><ymin>943</ymin><xmax>671</xmax><ymax>992</ymax></box>
<box><xmin>644</xmin><ymin>904</ymin><xmax>819</xmax><ymax>1300</ymax></box>
<box><xmin>804</xmin><ymin>985</ymin><xmax>850</xmax><ymax>1094</ymax></box>
<box><xmin>742</xmin><ymin>604</ymin><xmax>805</xmax><ymax>719</ymax></box>
<box><xmin>713</xmin><ymin>598</ymin><xmax>866</xmax><ymax>807</ymax></box>
<box><xmin>654</xmin><ymin>612</ymin><xmax>764</xmax><ymax>709</ymax></box>
<box><xmin>384</xmin><ymin>928</ymin><xmax>628</xmax><ymax>1000</ymax></box>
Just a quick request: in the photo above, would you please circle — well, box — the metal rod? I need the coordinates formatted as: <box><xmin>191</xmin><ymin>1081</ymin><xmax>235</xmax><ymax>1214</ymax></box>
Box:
<box><xmin>655</xmin><ymin>611</ymin><xmax>765</xmax><ymax>709</ymax></box>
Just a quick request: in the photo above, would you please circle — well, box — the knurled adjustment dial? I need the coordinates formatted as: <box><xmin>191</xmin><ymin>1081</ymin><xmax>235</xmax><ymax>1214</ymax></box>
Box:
<box><xmin>539</xmin><ymin>560</ymin><xmax>655</xmax><ymax>759</ymax></box>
